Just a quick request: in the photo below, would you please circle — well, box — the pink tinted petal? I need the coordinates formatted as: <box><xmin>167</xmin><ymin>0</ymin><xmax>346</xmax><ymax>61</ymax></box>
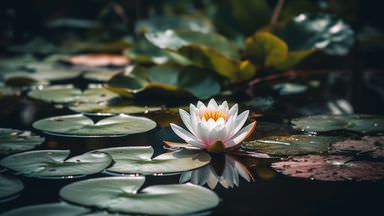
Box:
<box><xmin>225</xmin><ymin>121</ymin><xmax>256</xmax><ymax>148</ymax></box>
<box><xmin>230</xmin><ymin>110</ymin><xmax>249</xmax><ymax>137</ymax></box>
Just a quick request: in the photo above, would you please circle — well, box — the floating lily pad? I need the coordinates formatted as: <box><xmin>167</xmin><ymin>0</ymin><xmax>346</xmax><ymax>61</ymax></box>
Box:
<box><xmin>272</xmin><ymin>13</ymin><xmax>355</xmax><ymax>55</ymax></box>
<box><xmin>60</xmin><ymin>176</ymin><xmax>219</xmax><ymax>215</ymax></box>
<box><xmin>96</xmin><ymin>146</ymin><xmax>210</xmax><ymax>175</ymax></box>
<box><xmin>0</xmin><ymin>174</ymin><xmax>24</xmax><ymax>202</ymax></box>
<box><xmin>272</xmin><ymin>155</ymin><xmax>384</xmax><ymax>181</ymax></box>
<box><xmin>69</xmin><ymin>99</ymin><xmax>162</xmax><ymax>116</ymax></box>
<box><xmin>28</xmin><ymin>85</ymin><xmax>117</xmax><ymax>104</ymax></box>
<box><xmin>291</xmin><ymin>114</ymin><xmax>384</xmax><ymax>133</ymax></box>
<box><xmin>146</xmin><ymin>30</ymin><xmax>256</xmax><ymax>82</ymax></box>
<box><xmin>123</xmin><ymin>39</ymin><xmax>171</xmax><ymax>65</ymax></box>
<box><xmin>66</xmin><ymin>54</ymin><xmax>130</xmax><ymax>67</ymax></box>
<box><xmin>1</xmin><ymin>202</ymin><xmax>90</xmax><ymax>216</ymax></box>
<box><xmin>33</xmin><ymin>114</ymin><xmax>156</xmax><ymax>137</ymax></box>
<box><xmin>0</xmin><ymin>128</ymin><xmax>44</xmax><ymax>155</ymax></box>
<box><xmin>332</xmin><ymin>136</ymin><xmax>384</xmax><ymax>159</ymax></box>
<box><xmin>136</xmin><ymin>15</ymin><xmax>215</xmax><ymax>34</ymax></box>
<box><xmin>243</xmin><ymin>135</ymin><xmax>344</xmax><ymax>156</ymax></box>
<box><xmin>106</xmin><ymin>65</ymin><xmax>220</xmax><ymax>100</ymax></box>
<box><xmin>83</xmin><ymin>70</ymin><xmax>122</xmax><ymax>82</ymax></box>
<box><xmin>0</xmin><ymin>150</ymin><xmax>112</xmax><ymax>178</ymax></box>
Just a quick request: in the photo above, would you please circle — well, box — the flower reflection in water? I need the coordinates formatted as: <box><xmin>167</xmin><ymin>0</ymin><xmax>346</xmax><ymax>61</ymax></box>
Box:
<box><xmin>180</xmin><ymin>154</ymin><xmax>255</xmax><ymax>189</ymax></box>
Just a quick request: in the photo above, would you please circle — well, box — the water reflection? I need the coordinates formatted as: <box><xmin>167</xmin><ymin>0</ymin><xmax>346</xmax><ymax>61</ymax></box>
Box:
<box><xmin>180</xmin><ymin>154</ymin><xmax>254</xmax><ymax>189</ymax></box>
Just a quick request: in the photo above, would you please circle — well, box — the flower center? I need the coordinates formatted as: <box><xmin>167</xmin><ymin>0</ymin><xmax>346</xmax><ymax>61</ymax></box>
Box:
<box><xmin>202</xmin><ymin>110</ymin><xmax>227</xmax><ymax>121</ymax></box>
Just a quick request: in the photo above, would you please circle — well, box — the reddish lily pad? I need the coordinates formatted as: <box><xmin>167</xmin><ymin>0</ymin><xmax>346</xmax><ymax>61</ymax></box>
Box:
<box><xmin>332</xmin><ymin>136</ymin><xmax>384</xmax><ymax>159</ymax></box>
<box><xmin>272</xmin><ymin>155</ymin><xmax>384</xmax><ymax>181</ymax></box>
<box><xmin>66</xmin><ymin>54</ymin><xmax>130</xmax><ymax>67</ymax></box>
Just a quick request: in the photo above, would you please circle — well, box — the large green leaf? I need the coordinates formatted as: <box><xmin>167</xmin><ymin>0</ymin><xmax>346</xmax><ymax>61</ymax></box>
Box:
<box><xmin>28</xmin><ymin>85</ymin><xmax>117</xmax><ymax>104</ymax></box>
<box><xmin>0</xmin><ymin>128</ymin><xmax>44</xmax><ymax>155</ymax></box>
<box><xmin>145</xmin><ymin>30</ymin><xmax>256</xmax><ymax>82</ymax></box>
<box><xmin>292</xmin><ymin>114</ymin><xmax>384</xmax><ymax>133</ymax></box>
<box><xmin>0</xmin><ymin>150</ymin><xmax>112</xmax><ymax>178</ymax></box>
<box><xmin>245</xmin><ymin>31</ymin><xmax>288</xmax><ymax>67</ymax></box>
<box><xmin>0</xmin><ymin>174</ymin><xmax>23</xmax><ymax>202</ymax></box>
<box><xmin>272</xmin><ymin>13</ymin><xmax>354</xmax><ymax>55</ymax></box>
<box><xmin>60</xmin><ymin>176</ymin><xmax>220</xmax><ymax>215</ymax></box>
<box><xmin>106</xmin><ymin>65</ymin><xmax>220</xmax><ymax>100</ymax></box>
<box><xmin>95</xmin><ymin>146</ymin><xmax>210</xmax><ymax>175</ymax></box>
<box><xmin>1</xmin><ymin>203</ymin><xmax>90</xmax><ymax>216</ymax></box>
<box><xmin>32</xmin><ymin>114</ymin><xmax>156</xmax><ymax>137</ymax></box>
<box><xmin>123</xmin><ymin>39</ymin><xmax>171</xmax><ymax>64</ymax></box>
<box><xmin>243</xmin><ymin>135</ymin><xmax>344</xmax><ymax>156</ymax></box>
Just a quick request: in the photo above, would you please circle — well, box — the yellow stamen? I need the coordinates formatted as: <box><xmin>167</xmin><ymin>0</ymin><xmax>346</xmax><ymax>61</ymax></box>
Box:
<box><xmin>202</xmin><ymin>111</ymin><xmax>227</xmax><ymax>121</ymax></box>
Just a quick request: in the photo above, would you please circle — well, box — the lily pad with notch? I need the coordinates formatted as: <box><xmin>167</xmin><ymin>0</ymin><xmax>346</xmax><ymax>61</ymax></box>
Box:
<box><xmin>106</xmin><ymin>65</ymin><xmax>221</xmax><ymax>100</ymax></box>
<box><xmin>291</xmin><ymin>114</ymin><xmax>384</xmax><ymax>133</ymax></box>
<box><xmin>69</xmin><ymin>98</ymin><xmax>162</xmax><ymax>116</ymax></box>
<box><xmin>60</xmin><ymin>176</ymin><xmax>220</xmax><ymax>215</ymax></box>
<box><xmin>28</xmin><ymin>85</ymin><xmax>118</xmax><ymax>104</ymax></box>
<box><xmin>33</xmin><ymin>114</ymin><xmax>156</xmax><ymax>138</ymax></box>
<box><xmin>0</xmin><ymin>174</ymin><xmax>24</xmax><ymax>202</ymax></box>
<box><xmin>1</xmin><ymin>202</ymin><xmax>90</xmax><ymax>216</ymax></box>
<box><xmin>0</xmin><ymin>128</ymin><xmax>44</xmax><ymax>155</ymax></box>
<box><xmin>95</xmin><ymin>146</ymin><xmax>210</xmax><ymax>175</ymax></box>
<box><xmin>272</xmin><ymin>155</ymin><xmax>384</xmax><ymax>181</ymax></box>
<box><xmin>0</xmin><ymin>150</ymin><xmax>112</xmax><ymax>179</ymax></box>
<box><xmin>243</xmin><ymin>135</ymin><xmax>344</xmax><ymax>156</ymax></box>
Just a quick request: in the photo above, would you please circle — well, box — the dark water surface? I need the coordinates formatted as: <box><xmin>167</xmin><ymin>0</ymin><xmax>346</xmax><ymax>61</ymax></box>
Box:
<box><xmin>0</xmin><ymin>94</ymin><xmax>383</xmax><ymax>216</ymax></box>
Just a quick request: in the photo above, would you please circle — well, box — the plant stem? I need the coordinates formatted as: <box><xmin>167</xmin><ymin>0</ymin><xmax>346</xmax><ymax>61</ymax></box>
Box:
<box><xmin>270</xmin><ymin>0</ymin><xmax>285</xmax><ymax>25</ymax></box>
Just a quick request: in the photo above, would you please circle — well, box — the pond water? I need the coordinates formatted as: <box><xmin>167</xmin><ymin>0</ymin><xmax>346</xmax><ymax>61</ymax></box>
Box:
<box><xmin>0</xmin><ymin>87</ymin><xmax>383</xmax><ymax>215</ymax></box>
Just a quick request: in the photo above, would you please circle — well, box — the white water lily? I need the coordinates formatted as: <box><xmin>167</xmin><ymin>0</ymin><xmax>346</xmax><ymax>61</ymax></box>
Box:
<box><xmin>168</xmin><ymin>99</ymin><xmax>256</xmax><ymax>152</ymax></box>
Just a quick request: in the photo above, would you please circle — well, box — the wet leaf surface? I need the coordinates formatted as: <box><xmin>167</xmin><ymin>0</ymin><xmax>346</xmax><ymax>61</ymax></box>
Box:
<box><xmin>28</xmin><ymin>85</ymin><xmax>117</xmax><ymax>104</ymax></box>
<box><xmin>1</xmin><ymin>202</ymin><xmax>90</xmax><ymax>216</ymax></box>
<box><xmin>243</xmin><ymin>135</ymin><xmax>344</xmax><ymax>156</ymax></box>
<box><xmin>106</xmin><ymin>65</ymin><xmax>220</xmax><ymax>100</ymax></box>
<box><xmin>272</xmin><ymin>13</ymin><xmax>355</xmax><ymax>55</ymax></box>
<box><xmin>0</xmin><ymin>150</ymin><xmax>112</xmax><ymax>178</ymax></box>
<box><xmin>0</xmin><ymin>174</ymin><xmax>24</xmax><ymax>202</ymax></box>
<box><xmin>60</xmin><ymin>176</ymin><xmax>219</xmax><ymax>215</ymax></box>
<box><xmin>32</xmin><ymin>114</ymin><xmax>156</xmax><ymax>137</ymax></box>
<box><xmin>291</xmin><ymin>114</ymin><xmax>384</xmax><ymax>133</ymax></box>
<box><xmin>0</xmin><ymin>128</ymin><xmax>44</xmax><ymax>155</ymax></box>
<box><xmin>272</xmin><ymin>155</ymin><xmax>384</xmax><ymax>181</ymax></box>
<box><xmin>95</xmin><ymin>146</ymin><xmax>210</xmax><ymax>175</ymax></box>
<box><xmin>332</xmin><ymin>136</ymin><xmax>384</xmax><ymax>159</ymax></box>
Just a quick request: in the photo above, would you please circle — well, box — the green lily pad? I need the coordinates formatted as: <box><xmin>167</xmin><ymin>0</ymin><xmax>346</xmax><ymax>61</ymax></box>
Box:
<box><xmin>95</xmin><ymin>146</ymin><xmax>211</xmax><ymax>175</ymax></box>
<box><xmin>69</xmin><ymin>98</ymin><xmax>162</xmax><ymax>115</ymax></box>
<box><xmin>106</xmin><ymin>65</ymin><xmax>220</xmax><ymax>100</ymax></box>
<box><xmin>0</xmin><ymin>150</ymin><xmax>112</xmax><ymax>178</ymax></box>
<box><xmin>83</xmin><ymin>70</ymin><xmax>122</xmax><ymax>82</ymax></box>
<box><xmin>0</xmin><ymin>174</ymin><xmax>24</xmax><ymax>202</ymax></box>
<box><xmin>60</xmin><ymin>176</ymin><xmax>220</xmax><ymax>215</ymax></box>
<box><xmin>273</xmin><ymin>83</ymin><xmax>308</xmax><ymax>95</ymax></box>
<box><xmin>291</xmin><ymin>114</ymin><xmax>384</xmax><ymax>133</ymax></box>
<box><xmin>28</xmin><ymin>85</ymin><xmax>117</xmax><ymax>104</ymax></box>
<box><xmin>245</xmin><ymin>31</ymin><xmax>288</xmax><ymax>67</ymax></box>
<box><xmin>135</xmin><ymin>15</ymin><xmax>215</xmax><ymax>34</ymax></box>
<box><xmin>273</xmin><ymin>13</ymin><xmax>354</xmax><ymax>55</ymax></box>
<box><xmin>146</xmin><ymin>30</ymin><xmax>256</xmax><ymax>82</ymax></box>
<box><xmin>123</xmin><ymin>39</ymin><xmax>171</xmax><ymax>64</ymax></box>
<box><xmin>1</xmin><ymin>202</ymin><xmax>90</xmax><ymax>216</ymax></box>
<box><xmin>0</xmin><ymin>128</ymin><xmax>44</xmax><ymax>155</ymax></box>
<box><xmin>243</xmin><ymin>135</ymin><xmax>344</xmax><ymax>156</ymax></box>
<box><xmin>33</xmin><ymin>114</ymin><xmax>156</xmax><ymax>137</ymax></box>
